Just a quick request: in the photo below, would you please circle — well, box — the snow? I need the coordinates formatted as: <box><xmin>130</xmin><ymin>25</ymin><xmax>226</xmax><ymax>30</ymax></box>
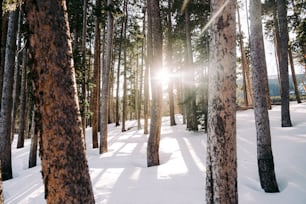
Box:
<box><xmin>3</xmin><ymin>102</ymin><xmax>306</xmax><ymax>204</ymax></box>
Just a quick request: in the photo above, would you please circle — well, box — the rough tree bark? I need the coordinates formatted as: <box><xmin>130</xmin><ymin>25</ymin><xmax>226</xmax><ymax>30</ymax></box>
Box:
<box><xmin>206</xmin><ymin>0</ymin><xmax>238</xmax><ymax>203</ymax></box>
<box><xmin>100</xmin><ymin>0</ymin><xmax>114</xmax><ymax>153</ymax></box>
<box><xmin>250</xmin><ymin>0</ymin><xmax>279</xmax><ymax>193</ymax></box>
<box><xmin>147</xmin><ymin>0</ymin><xmax>163</xmax><ymax>167</ymax></box>
<box><xmin>26</xmin><ymin>0</ymin><xmax>95</xmax><ymax>202</ymax></box>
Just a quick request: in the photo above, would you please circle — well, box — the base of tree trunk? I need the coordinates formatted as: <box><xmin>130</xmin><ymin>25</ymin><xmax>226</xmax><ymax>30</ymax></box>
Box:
<box><xmin>258</xmin><ymin>158</ymin><xmax>280</xmax><ymax>193</ymax></box>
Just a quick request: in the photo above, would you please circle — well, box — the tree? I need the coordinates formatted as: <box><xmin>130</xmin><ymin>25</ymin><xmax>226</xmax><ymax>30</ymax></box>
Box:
<box><xmin>100</xmin><ymin>0</ymin><xmax>115</xmax><ymax>153</ymax></box>
<box><xmin>166</xmin><ymin>0</ymin><xmax>176</xmax><ymax>126</ymax></box>
<box><xmin>147</xmin><ymin>0</ymin><xmax>163</xmax><ymax>167</ymax></box>
<box><xmin>0</xmin><ymin>8</ymin><xmax>18</xmax><ymax>181</ymax></box>
<box><xmin>249</xmin><ymin>0</ymin><xmax>279</xmax><ymax>193</ymax></box>
<box><xmin>288</xmin><ymin>44</ymin><xmax>301</xmax><ymax>103</ymax></box>
<box><xmin>28</xmin><ymin>106</ymin><xmax>39</xmax><ymax>168</ymax></box>
<box><xmin>91</xmin><ymin>0</ymin><xmax>101</xmax><ymax>149</ymax></box>
<box><xmin>206</xmin><ymin>0</ymin><xmax>237</xmax><ymax>203</ymax></box>
<box><xmin>26</xmin><ymin>0</ymin><xmax>95</xmax><ymax>202</ymax></box>
<box><xmin>277</xmin><ymin>0</ymin><xmax>292</xmax><ymax>127</ymax></box>
<box><xmin>0</xmin><ymin>162</ymin><xmax>3</xmax><ymax>203</ymax></box>
<box><xmin>184</xmin><ymin>3</ymin><xmax>198</xmax><ymax>131</ymax></box>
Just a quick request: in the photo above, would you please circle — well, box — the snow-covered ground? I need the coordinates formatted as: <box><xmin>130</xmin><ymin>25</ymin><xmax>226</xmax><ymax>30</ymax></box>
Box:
<box><xmin>3</xmin><ymin>102</ymin><xmax>306</xmax><ymax>204</ymax></box>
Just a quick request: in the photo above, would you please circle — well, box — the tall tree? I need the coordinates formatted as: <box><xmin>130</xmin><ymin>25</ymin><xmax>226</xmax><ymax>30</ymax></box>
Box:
<box><xmin>0</xmin><ymin>8</ymin><xmax>18</xmax><ymax>181</ymax></box>
<box><xmin>26</xmin><ymin>0</ymin><xmax>95</xmax><ymax>202</ymax></box>
<box><xmin>0</xmin><ymin>162</ymin><xmax>3</xmax><ymax>203</ymax></box>
<box><xmin>184</xmin><ymin>4</ymin><xmax>198</xmax><ymax>131</ymax></box>
<box><xmin>250</xmin><ymin>0</ymin><xmax>279</xmax><ymax>193</ymax></box>
<box><xmin>167</xmin><ymin>0</ymin><xmax>176</xmax><ymax>126</ymax></box>
<box><xmin>91</xmin><ymin>0</ymin><xmax>101</xmax><ymax>149</ymax></box>
<box><xmin>147</xmin><ymin>0</ymin><xmax>163</xmax><ymax>167</ymax></box>
<box><xmin>206</xmin><ymin>0</ymin><xmax>237</xmax><ymax>203</ymax></box>
<box><xmin>144</xmin><ymin>2</ymin><xmax>150</xmax><ymax>135</ymax></box>
<box><xmin>288</xmin><ymin>44</ymin><xmax>301</xmax><ymax>103</ymax></box>
<box><xmin>277</xmin><ymin>0</ymin><xmax>292</xmax><ymax>127</ymax></box>
<box><xmin>100</xmin><ymin>0</ymin><xmax>114</xmax><ymax>153</ymax></box>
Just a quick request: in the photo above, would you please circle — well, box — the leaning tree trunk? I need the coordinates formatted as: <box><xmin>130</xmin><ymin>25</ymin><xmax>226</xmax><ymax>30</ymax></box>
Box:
<box><xmin>0</xmin><ymin>9</ymin><xmax>18</xmax><ymax>181</ymax></box>
<box><xmin>250</xmin><ymin>0</ymin><xmax>279</xmax><ymax>193</ymax></box>
<box><xmin>277</xmin><ymin>0</ymin><xmax>292</xmax><ymax>127</ymax></box>
<box><xmin>206</xmin><ymin>1</ymin><xmax>238</xmax><ymax>203</ymax></box>
<box><xmin>147</xmin><ymin>0</ymin><xmax>163</xmax><ymax>167</ymax></box>
<box><xmin>26</xmin><ymin>0</ymin><xmax>95</xmax><ymax>202</ymax></box>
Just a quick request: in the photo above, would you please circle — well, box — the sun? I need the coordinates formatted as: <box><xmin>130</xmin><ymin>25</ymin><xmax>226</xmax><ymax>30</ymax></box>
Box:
<box><xmin>156</xmin><ymin>68</ymin><xmax>170</xmax><ymax>87</ymax></box>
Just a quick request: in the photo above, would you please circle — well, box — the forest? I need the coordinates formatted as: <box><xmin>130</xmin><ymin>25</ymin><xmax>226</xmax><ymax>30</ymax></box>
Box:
<box><xmin>0</xmin><ymin>0</ymin><xmax>305</xmax><ymax>203</ymax></box>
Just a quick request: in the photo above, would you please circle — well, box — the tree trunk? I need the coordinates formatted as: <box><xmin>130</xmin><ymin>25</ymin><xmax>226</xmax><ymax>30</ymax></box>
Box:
<box><xmin>29</xmin><ymin>107</ymin><xmax>38</xmax><ymax>168</ymax></box>
<box><xmin>206</xmin><ymin>1</ymin><xmax>237</xmax><ymax>203</ymax></box>
<box><xmin>0</xmin><ymin>9</ymin><xmax>18</xmax><ymax>181</ymax></box>
<box><xmin>0</xmin><ymin>162</ymin><xmax>3</xmax><ymax>204</ymax></box>
<box><xmin>11</xmin><ymin>7</ymin><xmax>22</xmax><ymax>142</ymax></box>
<box><xmin>17</xmin><ymin>46</ymin><xmax>27</xmax><ymax>148</ymax></box>
<box><xmin>100</xmin><ymin>0</ymin><xmax>114</xmax><ymax>153</ymax></box>
<box><xmin>121</xmin><ymin>2</ymin><xmax>128</xmax><ymax>133</ymax></box>
<box><xmin>115</xmin><ymin>1</ymin><xmax>126</xmax><ymax>127</ymax></box>
<box><xmin>147</xmin><ymin>0</ymin><xmax>163</xmax><ymax>167</ymax></box>
<box><xmin>144</xmin><ymin>3</ymin><xmax>150</xmax><ymax>135</ymax></box>
<box><xmin>26</xmin><ymin>0</ymin><xmax>95</xmax><ymax>202</ymax></box>
<box><xmin>80</xmin><ymin>0</ymin><xmax>88</xmax><ymax>137</ymax></box>
<box><xmin>184</xmin><ymin>6</ymin><xmax>198</xmax><ymax>131</ymax></box>
<box><xmin>277</xmin><ymin>0</ymin><xmax>292</xmax><ymax>127</ymax></box>
<box><xmin>167</xmin><ymin>0</ymin><xmax>176</xmax><ymax>126</ymax></box>
<box><xmin>288</xmin><ymin>44</ymin><xmax>301</xmax><ymax>103</ymax></box>
<box><xmin>250</xmin><ymin>0</ymin><xmax>279</xmax><ymax>193</ymax></box>
<box><xmin>91</xmin><ymin>0</ymin><xmax>101</xmax><ymax>149</ymax></box>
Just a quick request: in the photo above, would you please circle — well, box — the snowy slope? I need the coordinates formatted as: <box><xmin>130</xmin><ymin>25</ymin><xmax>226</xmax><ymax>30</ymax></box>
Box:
<box><xmin>3</xmin><ymin>102</ymin><xmax>306</xmax><ymax>204</ymax></box>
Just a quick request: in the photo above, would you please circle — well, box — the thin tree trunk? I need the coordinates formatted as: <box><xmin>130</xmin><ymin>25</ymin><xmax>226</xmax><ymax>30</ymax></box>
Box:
<box><xmin>144</xmin><ymin>3</ymin><xmax>150</xmax><ymax>135</ymax></box>
<box><xmin>250</xmin><ymin>0</ymin><xmax>279</xmax><ymax>193</ymax></box>
<box><xmin>0</xmin><ymin>9</ymin><xmax>18</xmax><ymax>181</ymax></box>
<box><xmin>91</xmin><ymin>0</ymin><xmax>101</xmax><ymax>149</ymax></box>
<box><xmin>80</xmin><ymin>0</ymin><xmax>88</xmax><ymax>138</ymax></box>
<box><xmin>26</xmin><ymin>0</ymin><xmax>95</xmax><ymax>202</ymax></box>
<box><xmin>100</xmin><ymin>0</ymin><xmax>114</xmax><ymax>153</ymax></box>
<box><xmin>277</xmin><ymin>0</ymin><xmax>292</xmax><ymax>127</ymax></box>
<box><xmin>167</xmin><ymin>0</ymin><xmax>176</xmax><ymax>126</ymax></box>
<box><xmin>11</xmin><ymin>7</ymin><xmax>22</xmax><ymax>142</ymax></box>
<box><xmin>147</xmin><ymin>0</ymin><xmax>163</xmax><ymax>167</ymax></box>
<box><xmin>115</xmin><ymin>3</ymin><xmax>126</xmax><ymax>127</ymax></box>
<box><xmin>288</xmin><ymin>44</ymin><xmax>301</xmax><ymax>103</ymax></box>
<box><xmin>138</xmin><ymin>34</ymin><xmax>144</xmax><ymax>130</ymax></box>
<box><xmin>206</xmin><ymin>1</ymin><xmax>237</xmax><ymax>203</ymax></box>
<box><xmin>184</xmin><ymin>6</ymin><xmax>198</xmax><ymax>131</ymax></box>
<box><xmin>17</xmin><ymin>47</ymin><xmax>28</xmax><ymax>148</ymax></box>
<box><xmin>121</xmin><ymin>1</ymin><xmax>128</xmax><ymax>133</ymax></box>
<box><xmin>28</xmin><ymin>107</ymin><xmax>38</xmax><ymax>168</ymax></box>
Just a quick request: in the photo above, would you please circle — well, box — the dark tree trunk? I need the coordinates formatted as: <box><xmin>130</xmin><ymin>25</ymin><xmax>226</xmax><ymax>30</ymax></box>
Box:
<box><xmin>0</xmin><ymin>162</ymin><xmax>3</xmax><ymax>203</ymax></box>
<box><xmin>17</xmin><ymin>46</ymin><xmax>27</xmax><ymax>149</ymax></box>
<box><xmin>29</xmin><ymin>107</ymin><xmax>39</xmax><ymax>168</ymax></box>
<box><xmin>206</xmin><ymin>1</ymin><xmax>237</xmax><ymax>203</ymax></box>
<box><xmin>91</xmin><ymin>0</ymin><xmax>101</xmax><ymax>149</ymax></box>
<box><xmin>147</xmin><ymin>0</ymin><xmax>163</xmax><ymax>167</ymax></box>
<box><xmin>250</xmin><ymin>0</ymin><xmax>279</xmax><ymax>193</ymax></box>
<box><xmin>26</xmin><ymin>0</ymin><xmax>95</xmax><ymax>202</ymax></box>
<box><xmin>0</xmin><ymin>9</ymin><xmax>18</xmax><ymax>181</ymax></box>
<box><xmin>277</xmin><ymin>0</ymin><xmax>292</xmax><ymax>127</ymax></box>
